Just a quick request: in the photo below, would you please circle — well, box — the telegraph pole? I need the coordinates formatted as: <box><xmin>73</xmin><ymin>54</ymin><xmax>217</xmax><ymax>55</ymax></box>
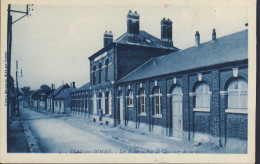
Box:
<box><xmin>15</xmin><ymin>61</ymin><xmax>23</xmax><ymax>116</ymax></box>
<box><xmin>52</xmin><ymin>84</ymin><xmax>55</xmax><ymax>113</ymax></box>
<box><xmin>6</xmin><ymin>4</ymin><xmax>33</xmax><ymax>120</ymax></box>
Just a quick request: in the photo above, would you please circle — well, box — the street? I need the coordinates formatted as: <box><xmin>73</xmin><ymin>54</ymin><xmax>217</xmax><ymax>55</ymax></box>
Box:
<box><xmin>20</xmin><ymin>108</ymin><xmax>130</xmax><ymax>153</ymax></box>
<box><xmin>19</xmin><ymin>107</ymin><xmax>236</xmax><ymax>153</ymax></box>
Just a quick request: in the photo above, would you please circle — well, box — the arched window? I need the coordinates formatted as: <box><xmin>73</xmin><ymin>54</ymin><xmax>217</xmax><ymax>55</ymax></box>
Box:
<box><xmin>195</xmin><ymin>82</ymin><xmax>211</xmax><ymax>109</ymax></box>
<box><xmin>227</xmin><ymin>78</ymin><xmax>248</xmax><ymax>110</ymax></box>
<box><xmin>105</xmin><ymin>59</ymin><xmax>109</xmax><ymax>82</ymax></box>
<box><xmin>126</xmin><ymin>90</ymin><xmax>134</xmax><ymax>107</ymax></box>
<box><xmin>105</xmin><ymin>92</ymin><xmax>109</xmax><ymax>114</ymax></box>
<box><xmin>138</xmin><ymin>89</ymin><xmax>146</xmax><ymax>114</ymax></box>
<box><xmin>93</xmin><ymin>66</ymin><xmax>96</xmax><ymax>85</ymax></box>
<box><xmin>99</xmin><ymin>63</ymin><xmax>102</xmax><ymax>84</ymax></box>
<box><xmin>153</xmin><ymin>87</ymin><xmax>162</xmax><ymax>116</ymax></box>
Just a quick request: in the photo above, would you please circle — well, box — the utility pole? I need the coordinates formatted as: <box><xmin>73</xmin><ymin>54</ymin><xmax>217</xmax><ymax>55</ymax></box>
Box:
<box><xmin>52</xmin><ymin>84</ymin><xmax>55</xmax><ymax>113</ymax></box>
<box><xmin>6</xmin><ymin>4</ymin><xmax>33</xmax><ymax>120</ymax></box>
<box><xmin>15</xmin><ymin>61</ymin><xmax>23</xmax><ymax>116</ymax></box>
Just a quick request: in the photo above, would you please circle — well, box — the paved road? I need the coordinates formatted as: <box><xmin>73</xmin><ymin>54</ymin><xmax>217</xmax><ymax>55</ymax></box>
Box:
<box><xmin>19</xmin><ymin>107</ymin><xmax>244</xmax><ymax>154</ymax></box>
<box><xmin>20</xmin><ymin>108</ymin><xmax>129</xmax><ymax>153</ymax></box>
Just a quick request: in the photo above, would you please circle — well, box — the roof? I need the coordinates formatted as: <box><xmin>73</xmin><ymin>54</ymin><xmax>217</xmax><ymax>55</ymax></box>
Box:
<box><xmin>55</xmin><ymin>88</ymin><xmax>76</xmax><ymax>99</ymax></box>
<box><xmin>119</xmin><ymin>30</ymin><xmax>248</xmax><ymax>83</ymax></box>
<box><xmin>114</xmin><ymin>30</ymin><xmax>179</xmax><ymax>50</ymax></box>
<box><xmin>89</xmin><ymin>30</ymin><xmax>179</xmax><ymax>59</ymax></box>
<box><xmin>72</xmin><ymin>82</ymin><xmax>90</xmax><ymax>93</ymax></box>
<box><xmin>32</xmin><ymin>90</ymin><xmax>41</xmax><ymax>99</ymax></box>
<box><xmin>47</xmin><ymin>84</ymin><xmax>70</xmax><ymax>98</ymax></box>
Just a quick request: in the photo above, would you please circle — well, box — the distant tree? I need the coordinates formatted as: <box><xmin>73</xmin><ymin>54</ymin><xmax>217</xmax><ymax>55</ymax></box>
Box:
<box><xmin>21</xmin><ymin>86</ymin><xmax>31</xmax><ymax>96</ymax></box>
<box><xmin>30</xmin><ymin>90</ymin><xmax>35</xmax><ymax>94</ymax></box>
<box><xmin>40</xmin><ymin>84</ymin><xmax>51</xmax><ymax>94</ymax></box>
<box><xmin>14</xmin><ymin>87</ymin><xmax>22</xmax><ymax>96</ymax></box>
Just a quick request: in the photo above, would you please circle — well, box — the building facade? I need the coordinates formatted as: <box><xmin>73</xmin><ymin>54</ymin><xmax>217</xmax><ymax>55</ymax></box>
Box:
<box><xmin>88</xmin><ymin>11</ymin><xmax>178</xmax><ymax>125</ymax></box>
<box><xmin>54</xmin><ymin>86</ymin><xmax>76</xmax><ymax>114</ymax></box>
<box><xmin>81</xmin><ymin>11</ymin><xmax>247</xmax><ymax>148</ymax></box>
<box><xmin>46</xmin><ymin>83</ymin><xmax>70</xmax><ymax>112</ymax></box>
<box><xmin>71</xmin><ymin>83</ymin><xmax>90</xmax><ymax>116</ymax></box>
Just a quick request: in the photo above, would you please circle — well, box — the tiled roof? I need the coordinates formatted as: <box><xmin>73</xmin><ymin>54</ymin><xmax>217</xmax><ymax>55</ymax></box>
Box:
<box><xmin>47</xmin><ymin>84</ymin><xmax>70</xmax><ymax>98</ymax></box>
<box><xmin>89</xmin><ymin>30</ymin><xmax>179</xmax><ymax>59</ymax></box>
<box><xmin>119</xmin><ymin>30</ymin><xmax>248</xmax><ymax>83</ymax></box>
<box><xmin>114</xmin><ymin>30</ymin><xmax>179</xmax><ymax>50</ymax></box>
<box><xmin>72</xmin><ymin>82</ymin><xmax>90</xmax><ymax>93</ymax></box>
<box><xmin>55</xmin><ymin>88</ymin><xmax>76</xmax><ymax>99</ymax></box>
<box><xmin>32</xmin><ymin>90</ymin><xmax>41</xmax><ymax>99</ymax></box>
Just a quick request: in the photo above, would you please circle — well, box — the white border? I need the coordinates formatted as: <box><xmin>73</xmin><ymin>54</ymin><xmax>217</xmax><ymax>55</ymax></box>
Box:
<box><xmin>0</xmin><ymin>0</ymin><xmax>256</xmax><ymax>163</ymax></box>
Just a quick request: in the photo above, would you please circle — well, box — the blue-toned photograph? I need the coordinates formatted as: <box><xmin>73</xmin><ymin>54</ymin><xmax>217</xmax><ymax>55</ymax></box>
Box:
<box><xmin>4</xmin><ymin>1</ymin><xmax>251</xmax><ymax>157</ymax></box>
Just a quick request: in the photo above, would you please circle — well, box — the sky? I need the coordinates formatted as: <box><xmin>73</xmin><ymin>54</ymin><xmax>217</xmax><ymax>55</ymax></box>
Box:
<box><xmin>9</xmin><ymin>3</ymin><xmax>248</xmax><ymax>90</ymax></box>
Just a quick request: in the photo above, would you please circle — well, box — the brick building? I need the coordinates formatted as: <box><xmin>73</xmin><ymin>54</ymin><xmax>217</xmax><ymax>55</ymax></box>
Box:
<box><xmin>71</xmin><ymin>82</ymin><xmax>90</xmax><ymax>116</ymax></box>
<box><xmin>85</xmin><ymin>10</ymin><xmax>248</xmax><ymax>148</ymax></box>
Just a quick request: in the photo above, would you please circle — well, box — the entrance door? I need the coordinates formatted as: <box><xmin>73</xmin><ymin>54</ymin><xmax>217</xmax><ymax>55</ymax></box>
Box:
<box><xmin>172</xmin><ymin>86</ymin><xmax>183</xmax><ymax>139</ymax></box>
<box><xmin>119</xmin><ymin>93</ymin><xmax>124</xmax><ymax>125</ymax></box>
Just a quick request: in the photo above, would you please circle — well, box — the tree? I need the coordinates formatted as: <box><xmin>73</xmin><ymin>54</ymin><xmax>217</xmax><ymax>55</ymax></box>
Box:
<box><xmin>40</xmin><ymin>84</ymin><xmax>50</xmax><ymax>94</ymax></box>
<box><xmin>21</xmin><ymin>86</ymin><xmax>31</xmax><ymax>96</ymax></box>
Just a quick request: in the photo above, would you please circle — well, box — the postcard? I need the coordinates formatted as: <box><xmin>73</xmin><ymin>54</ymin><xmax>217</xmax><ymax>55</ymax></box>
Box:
<box><xmin>0</xmin><ymin>0</ymin><xmax>256</xmax><ymax>163</ymax></box>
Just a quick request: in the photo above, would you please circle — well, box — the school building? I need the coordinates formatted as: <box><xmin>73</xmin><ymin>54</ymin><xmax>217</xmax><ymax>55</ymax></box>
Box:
<box><xmin>81</xmin><ymin>10</ymin><xmax>248</xmax><ymax>147</ymax></box>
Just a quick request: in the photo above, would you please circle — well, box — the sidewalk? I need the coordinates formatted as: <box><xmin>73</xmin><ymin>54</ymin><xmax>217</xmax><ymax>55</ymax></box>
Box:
<box><xmin>62</xmin><ymin>114</ymin><xmax>230</xmax><ymax>153</ymax></box>
<box><xmin>7</xmin><ymin>116</ymin><xmax>29</xmax><ymax>152</ymax></box>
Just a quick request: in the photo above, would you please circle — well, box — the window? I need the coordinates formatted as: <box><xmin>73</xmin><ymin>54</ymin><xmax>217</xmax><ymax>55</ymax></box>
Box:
<box><xmin>228</xmin><ymin>78</ymin><xmax>248</xmax><ymax>110</ymax></box>
<box><xmin>80</xmin><ymin>100</ymin><xmax>83</xmax><ymax>108</ymax></box>
<box><xmin>99</xmin><ymin>63</ymin><xmax>102</xmax><ymax>84</ymax></box>
<box><xmin>138</xmin><ymin>89</ymin><xmax>146</xmax><ymax>114</ymax></box>
<box><xmin>145</xmin><ymin>39</ymin><xmax>152</xmax><ymax>44</ymax></box>
<box><xmin>195</xmin><ymin>83</ymin><xmax>211</xmax><ymax>109</ymax></box>
<box><xmin>93</xmin><ymin>66</ymin><xmax>96</xmax><ymax>85</ymax></box>
<box><xmin>105</xmin><ymin>59</ymin><xmax>109</xmax><ymax>82</ymax></box>
<box><xmin>153</xmin><ymin>87</ymin><xmax>162</xmax><ymax>116</ymax></box>
<box><xmin>105</xmin><ymin>92</ymin><xmax>109</xmax><ymax>114</ymax></box>
<box><xmin>126</xmin><ymin>90</ymin><xmax>134</xmax><ymax>107</ymax></box>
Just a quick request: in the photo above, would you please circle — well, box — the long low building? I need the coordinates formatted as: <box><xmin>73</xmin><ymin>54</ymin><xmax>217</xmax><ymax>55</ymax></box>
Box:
<box><xmin>71</xmin><ymin>83</ymin><xmax>90</xmax><ymax>116</ymax></box>
<box><xmin>70</xmin><ymin>11</ymin><xmax>248</xmax><ymax>149</ymax></box>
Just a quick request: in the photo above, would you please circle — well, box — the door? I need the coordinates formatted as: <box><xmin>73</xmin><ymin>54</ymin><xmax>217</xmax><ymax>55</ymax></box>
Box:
<box><xmin>120</xmin><ymin>96</ymin><xmax>124</xmax><ymax>125</ymax></box>
<box><xmin>172</xmin><ymin>86</ymin><xmax>183</xmax><ymax>139</ymax></box>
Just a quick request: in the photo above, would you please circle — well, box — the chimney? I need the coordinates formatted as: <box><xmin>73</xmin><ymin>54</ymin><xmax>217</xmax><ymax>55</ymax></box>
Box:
<box><xmin>72</xmin><ymin>81</ymin><xmax>75</xmax><ymax>88</ymax></box>
<box><xmin>127</xmin><ymin>10</ymin><xmax>140</xmax><ymax>42</ymax></box>
<box><xmin>161</xmin><ymin>18</ymin><xmax>173</xmax><ymax>48</ymax></box>
<box><xmin>195</xmin><ymin>31</ymin><xmax>200</xmax><ymax>47</ymax></box>
<box><xmin>104</xmin><ymin>30</ymin><xmax>113</xmax><ymax>47</ymax></box>
<box><xmin>212</xmin><ymin>29</ymin><xmax>216</xmax><ymax>41</ymax></box>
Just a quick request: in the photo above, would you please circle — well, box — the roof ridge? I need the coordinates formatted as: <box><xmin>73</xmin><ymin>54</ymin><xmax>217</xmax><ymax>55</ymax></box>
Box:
<box><xmin>119</xmin><ymin>57</ymin><xmax>155</xmax><ymax>82</ymax></box>
<box><xmin>154</xmin><ymin>29</ymin><xmax>248</xmax><ymax>61</ymax></box>
<box><xmin>118</xmin><ymin>29</ymin><xmax>248</xmax><ymax>83</ymax></box>
<box><xmin>114</xmin><ymin>32</ymin><xmax>127</xmax><ymax>42</ymax></box>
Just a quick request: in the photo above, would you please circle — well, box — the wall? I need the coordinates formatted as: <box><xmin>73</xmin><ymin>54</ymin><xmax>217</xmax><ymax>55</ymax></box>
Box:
<box><xmin>90</xmin><ymin>47</ymin><xmax>115</xmax><ymax>87</ymax></box>
<box><xmin>115</xmin><ymin>63</ymin><xmax>248</xmax><ymax>145</ymax></box>
<box><xmin>117</xmin><ymin>44</ymin><xmax>174</xmax><ymax>80</ymax></box>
